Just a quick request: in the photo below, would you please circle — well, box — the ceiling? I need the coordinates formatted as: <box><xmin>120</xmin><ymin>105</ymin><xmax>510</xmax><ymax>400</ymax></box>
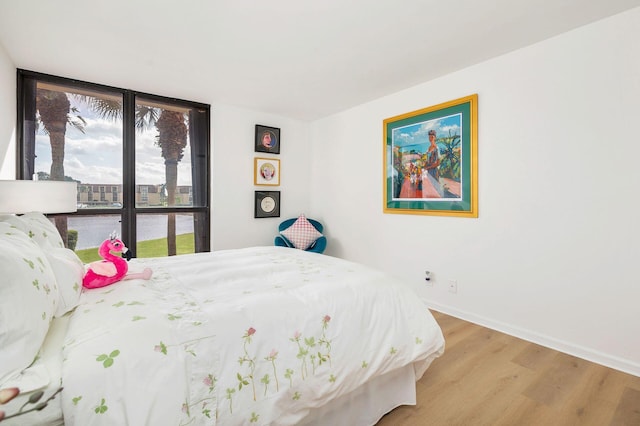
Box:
<box><xmin>1</xmin><ymin>0</ymin><xmax>639</xmax><ymax>121</ymax></box>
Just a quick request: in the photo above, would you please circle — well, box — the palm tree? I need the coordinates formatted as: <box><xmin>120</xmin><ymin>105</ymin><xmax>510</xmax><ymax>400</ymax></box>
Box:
<box><xmin>437</xmin><ymin>132</ymin><xmax>462</xmax><ymax>180</ymax></box>
<box><xmin>36</xmin><ymin>89</ymin><xmax>85</xmax><ymax>245</ymax></box>
<box><xmin>134</xmin><ymin>105</ymin><xmax>188</xmax><ymax>256</ymax></box>
<box><xmin>154</xmin><ymin>110</ymin><xmax>187</xmax><ymax>256</ymax></box>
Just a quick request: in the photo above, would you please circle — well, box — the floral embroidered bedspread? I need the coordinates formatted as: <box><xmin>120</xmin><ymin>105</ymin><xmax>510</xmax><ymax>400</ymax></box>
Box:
<box><xmin>60</xmin><ymin>246</ymin><xmax>444</xmax><ymax>425</ymax></box>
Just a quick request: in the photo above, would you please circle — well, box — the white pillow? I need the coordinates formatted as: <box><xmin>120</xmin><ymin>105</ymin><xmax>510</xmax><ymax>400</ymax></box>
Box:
<box><xmin>0</xmin><ymin>213</ymin><xmax>82</xmax><ymax>316</ymax></box>
<box><xmin>46</xmin><ymin>247</ymin><xmax>84</xmax><ymax>317</ymax></box>
<box><xmin>0</xmin><ymin>222</ymin><xmax>58</xmax><ymax>385</ymax></box>
<box><xmin>280</xmin><ymin>214</ymin><xmax>323</xmax><ymax>250</ymax></box>
<box><xmin>0</xmin><ymin>212</ymin><xmax>65</xmax><ymax>249</ymax></box>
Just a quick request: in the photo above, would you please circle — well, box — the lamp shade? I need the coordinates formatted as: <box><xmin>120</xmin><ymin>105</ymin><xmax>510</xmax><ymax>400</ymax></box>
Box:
<box><xmin>0</xmin><ymin>180</ymin><xmax>78</xmax><ymax>214</ymax></box>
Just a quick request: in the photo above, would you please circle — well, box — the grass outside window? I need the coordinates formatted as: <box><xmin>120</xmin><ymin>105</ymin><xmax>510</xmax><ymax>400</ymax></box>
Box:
<box><xmin>75</xmin><ymin>233</ymin><xmax>195</xmax><ymax>263</ymax></box>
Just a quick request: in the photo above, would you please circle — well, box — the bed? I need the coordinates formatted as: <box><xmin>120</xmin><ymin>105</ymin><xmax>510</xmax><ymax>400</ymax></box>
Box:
<box><xmin>0</xmin><ymin>213</ymin><xmax>445</xmax><ymax>425</ymax></box>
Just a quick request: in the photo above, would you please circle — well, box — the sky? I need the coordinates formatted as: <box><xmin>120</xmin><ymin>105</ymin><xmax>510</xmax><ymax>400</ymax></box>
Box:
<box><xmin>34</xmin><ymin>96</ymin><xmax>193</xmax><ymax>186</ymax></box>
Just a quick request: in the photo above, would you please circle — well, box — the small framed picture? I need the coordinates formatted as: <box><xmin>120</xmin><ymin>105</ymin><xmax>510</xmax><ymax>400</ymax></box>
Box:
<box><xmin>254</xmin><ymin>157</ymin><xmax>280</xmax><ymax>186</ymax></box>
<box><xmin>255</xmin><ymin>124</ymin><xmax>280</xmax><ymax>154</ymax></box>
<box><xmin>255</xmin><ymin>191</ymin><xmax>280</xmax><ymax>218</ymax></box>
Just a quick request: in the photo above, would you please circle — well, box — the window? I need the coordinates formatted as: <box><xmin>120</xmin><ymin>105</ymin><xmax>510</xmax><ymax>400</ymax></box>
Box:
<box><xmin>140</xmin><ymin>186</ymin><xmax>149</xmax><ymax>204</ymax></box>
<box><xmin>17</xmin><ymin>70</ymin><xmax>210</xmax><ymax>260</ymax></box>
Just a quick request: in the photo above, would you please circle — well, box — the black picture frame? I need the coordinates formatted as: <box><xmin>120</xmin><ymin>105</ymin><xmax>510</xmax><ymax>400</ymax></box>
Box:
<box><xmin>255</xmin><ymin>124</ymin><xmax>280</xmax><ymax>154</ymax></box>
<box><xmin>254</xmin><ymin>191</ymin><xmax>281</xmax><ymax>218</ymax></box>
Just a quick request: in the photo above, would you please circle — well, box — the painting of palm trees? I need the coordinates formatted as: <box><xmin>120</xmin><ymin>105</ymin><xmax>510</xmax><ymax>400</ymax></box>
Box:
<box><xmin>383</xmin><ymin>94</ymin><xmax>478</xmax><ymax>218</ymax></box>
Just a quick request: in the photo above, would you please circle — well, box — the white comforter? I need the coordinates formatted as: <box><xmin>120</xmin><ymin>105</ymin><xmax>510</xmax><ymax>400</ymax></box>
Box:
<box><xmin>60</xmin><ymin>246</ymin><xmax>444</xmax><ymax>425</ymax></box>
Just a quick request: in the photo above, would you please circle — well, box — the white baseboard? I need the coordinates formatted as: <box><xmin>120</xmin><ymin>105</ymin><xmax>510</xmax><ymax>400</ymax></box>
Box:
<box><xmin>425</xmin><ymin>301</ymin><xmax>640</xmax><ymax>378</ymax></box>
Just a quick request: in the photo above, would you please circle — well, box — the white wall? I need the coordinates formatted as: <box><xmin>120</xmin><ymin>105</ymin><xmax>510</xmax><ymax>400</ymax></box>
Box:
<box><xmin>309</xmin><ymin>7</ymin><xmax>640</xmax><ymax>376</ymax></box>
<box><xmin>0</xmin><ymin>40</ymin><xmax>16</xmax><ymax>179</ymax></box>
<box><xmin>211</xmin><ymin>105</ymin><xmax>311</xmax><ymax>249</ymax></box>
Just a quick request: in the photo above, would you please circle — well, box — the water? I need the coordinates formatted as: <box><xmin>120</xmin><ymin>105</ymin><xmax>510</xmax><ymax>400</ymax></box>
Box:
<box><xmin>68</xmin><ymin>214</ymin><xmax>194</xmax><ymax>250</ymax></box>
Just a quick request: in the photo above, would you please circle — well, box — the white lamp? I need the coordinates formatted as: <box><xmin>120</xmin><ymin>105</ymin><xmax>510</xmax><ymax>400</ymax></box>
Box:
<box><xmin>0</xmin><ymin>180</ymin><xmax>78</xmax><ymax>214</ymax></box>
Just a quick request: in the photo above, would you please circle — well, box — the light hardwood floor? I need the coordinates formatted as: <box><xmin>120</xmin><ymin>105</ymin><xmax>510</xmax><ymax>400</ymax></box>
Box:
<box><xmin>377</xmin><ymin>311</ymin><xmax>640</xmax><ymax>426</ymax></box>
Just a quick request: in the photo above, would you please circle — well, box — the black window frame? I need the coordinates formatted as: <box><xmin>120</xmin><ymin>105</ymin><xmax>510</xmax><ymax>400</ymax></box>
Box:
<box><xmin>16</xmin><ymin>69</ymin><xmax>211</xmax><ymax>254</ymax></box>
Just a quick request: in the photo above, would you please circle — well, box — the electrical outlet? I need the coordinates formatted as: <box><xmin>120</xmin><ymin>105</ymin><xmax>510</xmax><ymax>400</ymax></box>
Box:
<box><xmin>448</xmin><ymin>280</ymin><xmax>457</xmax><ymax>293</ymax></box>
<box><xmin>425</xmin><ymin>270</ymin><xmax>433</xmax><ymax>286</ymax></box>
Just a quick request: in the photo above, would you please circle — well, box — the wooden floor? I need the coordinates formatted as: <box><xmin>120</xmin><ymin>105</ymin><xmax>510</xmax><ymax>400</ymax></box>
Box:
<box><xmin>377</xmin><ymin>311</ymin><xmax>640</xmax><ymax>426</ymax></box>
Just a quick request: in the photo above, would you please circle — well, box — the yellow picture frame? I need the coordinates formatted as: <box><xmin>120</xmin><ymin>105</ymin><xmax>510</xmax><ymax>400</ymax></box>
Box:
<box><xmin>254</xmin><ymin>157</ymin><xmax>280</xmax><ymax>186</ymax></box>
<box><xmin>383</xmin><ymin>94</ymin><xmax>478</xmax><ymax>217</ymax></box>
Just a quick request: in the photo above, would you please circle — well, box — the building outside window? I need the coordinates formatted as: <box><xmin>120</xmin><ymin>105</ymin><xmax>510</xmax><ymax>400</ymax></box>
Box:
<box><xmin>140</xmin><ymin>186</ymin><xmax>149</xmax><ymax>205</ymax></box>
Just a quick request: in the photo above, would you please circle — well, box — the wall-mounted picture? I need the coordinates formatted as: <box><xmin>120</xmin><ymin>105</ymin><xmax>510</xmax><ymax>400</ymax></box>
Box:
<box><xmin>383</xmin><ymin>94</ymin><xmax>478</xmax><ymax>217</ymax></box>
<box><xmin>255</xmin><ymin>191</ymin><xmax>280</xmax><ymax>218</ymax></box>
<box><xmin>255</xmin><ymin>124</ymin><xmax>280</xmax><ymax>154</ymax></box>
<box><xmin>254</xmin><ymin>157</ymin><xmax>280</xmax><ymax>186</ymax></box>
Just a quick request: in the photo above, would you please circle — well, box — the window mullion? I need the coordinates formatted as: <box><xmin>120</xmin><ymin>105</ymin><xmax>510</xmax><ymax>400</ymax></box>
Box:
<box><xmin>122</xmin><ymin>91</ymin><xmax>137</xmax><ymax>255</ymax></box>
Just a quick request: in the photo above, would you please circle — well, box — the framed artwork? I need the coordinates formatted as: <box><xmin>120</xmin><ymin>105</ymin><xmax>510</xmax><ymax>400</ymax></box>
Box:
<box><xmin>254</xmin><ymin>157</ymin><xmax>280</xmax><ymax>186</ymax></box>
<box><xmin>255</xmin><ymin>124</ymin><xmax>280</xmax><ymax>154</ymax></box>
<box><xmin>383</xmin><ymin>94</ymin><xmax>478</xmax><ymax>217</ymax></box>
<box><xmin>255</xmin><ymin>191</ymin><xmax>280</xmax><ymax>218</ymax></box>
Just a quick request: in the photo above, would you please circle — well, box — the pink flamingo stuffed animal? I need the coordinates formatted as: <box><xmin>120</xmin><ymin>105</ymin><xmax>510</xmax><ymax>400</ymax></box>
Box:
<box><xmin>82</xmin><ymin>233</ymin><xmax>152</xmax><ymax>289</ymax></box>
